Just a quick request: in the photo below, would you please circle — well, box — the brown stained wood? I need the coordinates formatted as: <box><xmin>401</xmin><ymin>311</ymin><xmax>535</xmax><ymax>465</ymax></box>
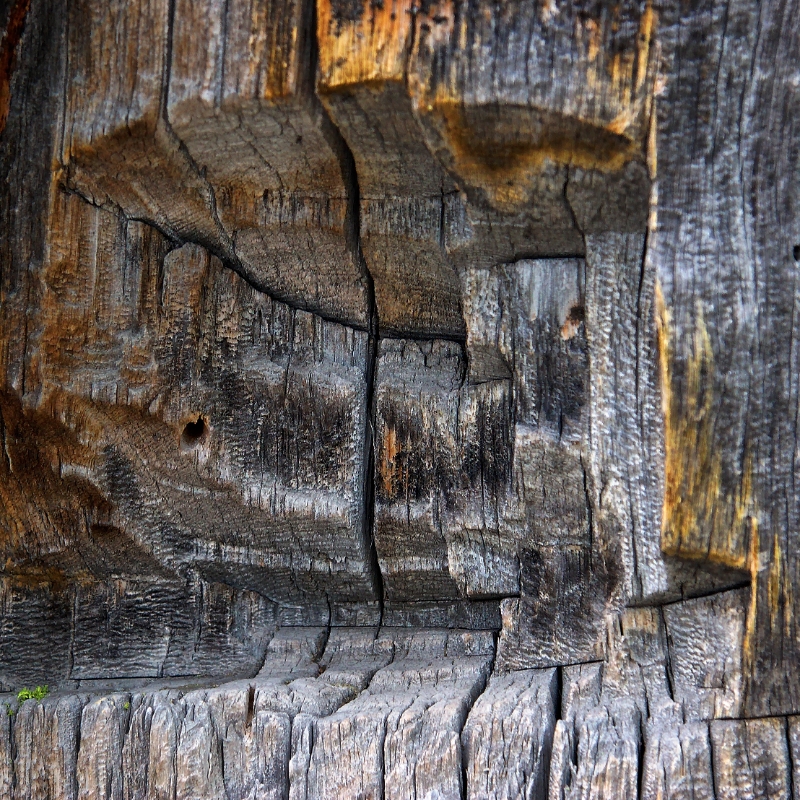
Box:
<box><xmin>28</xmin><ymin>195</ymin><xmax>377</xmax><ymax>616</ymax></box>
<box><xmin>64</xmin><ymin>0</ymin><xmax>368</xmax><ymax>328</ymax></box>
<box><xmin>0</xmin><ymin>0</ymin><xmax>31</xmax><ymax>136</ymax></box>
<box><xmin>316</xmin><ymin>0</ymin><xmax>465</xmax><ymax>338</ymax></box>
<box><xmin>316</xmin><ymin>1</ymin><xmax>657</xmax><ymax>336</ymax></box>
<box><xmin>62</xmin><ymin>0</ymin><xmax>229</xmax><ymax>252</ymax></box>
<box><xmin>167</xmin><ymin>0</ymin><xmax>368</xmax><ymax>327</ymax></box>
<box><xmin>0</xmin><ymin>0</ymin><xmax>66</xmax><ymax>397</ymax></box>
<box><xmin>2</xmin><ymin>184</ymin><xmax>378</xmax><ymax>681</ymax></box>
<box><xmin>0</xmin><ymin>707</ymin><xmax>10</xmax><ymax>798</ymax></box>
<box><xmin>409</xmin><ymin>0</ymin><xmax>655</xmax><ymax>260</ymax></box>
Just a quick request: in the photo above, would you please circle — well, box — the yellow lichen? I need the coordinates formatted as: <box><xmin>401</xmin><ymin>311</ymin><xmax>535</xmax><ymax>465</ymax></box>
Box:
<box><xmin>316</xmin><ymin>0</ymin><xmax>414</xmax><ymax>90</ymax></box>
<box><xmin>657</xmin><ymin>285</ymin><xmax>753</xmax><ymax>568</ymax></box>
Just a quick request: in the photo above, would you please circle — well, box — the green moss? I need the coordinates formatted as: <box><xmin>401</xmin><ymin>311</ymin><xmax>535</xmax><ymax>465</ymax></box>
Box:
<box><xmin>17</xmin><ymin>685</ymin><xmax>49</xmax><ymax>703</ymax></box>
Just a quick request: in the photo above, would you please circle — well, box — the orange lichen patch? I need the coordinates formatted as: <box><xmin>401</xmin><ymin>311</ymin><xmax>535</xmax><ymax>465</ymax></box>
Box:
<box><xmin>227</xmin><ymin>0</ymin><xmax>301</xmax><ymax>101</ymax></box>
<box><xmin>767</xmin><ymin>531</ymin><xmax>785</xmax><ymax>630</ymax></box>
<box><xmin>380</xmin><ymin>424</ymin><xmax>400</xmax><ymax>496</ymax></box>
<box><xmin>316</xmin><ymin>0</ymin><xmax>414</xmax><ymax>89</ymax></box>
<box><xmin>742</xmin><ymin>517</ymin><xmax>760</xmax><ymax>682</ymax></box>
<box><xmin>647</xmin><ymin>96</ymin><xmax>658</xmax><ymax>183</ymax></box>
<box><xmin>424</xmin><ymin>102</ymin><xmax>641</xmax><ymax>213</ymax></box>
<box><xmin>0</xmin><ymin>0</ymin><xmax>32</xmax><ymax>135</ymax></box>
<box><xmin>579</xmin><ymin>1</ymin><xmax>657</xmax><ymax>140</ymax></box>
<box><xmin>636</xmin><ymin>3</ymin><xmax>657</xmax><ymax>95</ymax></box>
<box><xmin>657</xmin><ymin>284</ymin><xmax>753</xmax><ymax>569</ymax></box>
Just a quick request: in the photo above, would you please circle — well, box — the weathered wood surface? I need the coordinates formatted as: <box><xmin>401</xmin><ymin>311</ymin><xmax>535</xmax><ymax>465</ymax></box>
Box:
<box><xmin>2</xmin><ymin>0</ymin><xmax>800</xmax><ymax>796</ymax></box>
<box><xmin>653</xmin><ymin>0</ymin><xmax>800</xmax><ymax>718</ymax></box>
<box><xmin>3</xmin><ymin>617</ymin><xmax>799</xmax><ymax>799</ymax></box>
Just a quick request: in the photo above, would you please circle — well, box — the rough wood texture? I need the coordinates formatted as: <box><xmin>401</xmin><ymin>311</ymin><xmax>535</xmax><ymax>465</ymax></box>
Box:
<box><xmin>462</xmin><ymin>667</ymin><xmax>558</xmax><ymax>800</ymax></box>
<box><xmin>653</xmin><ymin>0</ymin><xmax>800</xmax><ymax>716</ymax></box>
<box><xmin>2</xmin><ymin>0</ymin><xmax>800</xmax><ymax>795</ymax></box>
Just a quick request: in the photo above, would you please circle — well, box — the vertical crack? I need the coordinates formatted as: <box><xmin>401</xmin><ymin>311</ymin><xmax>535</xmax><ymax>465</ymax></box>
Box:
<box><xmin>159</xmin><ymin>0</ymin><xmax>238</xmax><ymax>264</ymax></box>
<box><xmin>555</xmin><ymin>665</ymin><xmax>563</xmax><ymax>724</ymax></box>
<box><xmin>636</xmin><ymin>713</ymin><xmax>645</xmax><ymax>800</ymax></box>
<box><xmin>308</xmin><ymin>0</ymin><xmax>384</xmax><ymax>623</ymax></box>
<box><xmin>658</xmin><ymin>605</ymin><xmax>676</xmax><ymax>704</ymax></box>
<box><xmin>786</xmin><ymin>718</ymin><xmax>796</xmax><ymax>800</ymax></box>
<box><xmin>707</xmin><ymin>721</ymin><xmax>718</xmax><ymax>800</ymax></box>
<box><xmin>7</xmin><ymin>696</ymin><xmax>17</xmax><ymax>795</ymax></box>
<box><xmin>356</xmin><ymin>155</ymin><xmax>384</xmax><ymax>628</ymax></box>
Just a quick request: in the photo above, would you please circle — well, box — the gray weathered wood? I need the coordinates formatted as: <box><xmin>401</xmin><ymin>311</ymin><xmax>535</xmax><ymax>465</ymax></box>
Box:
<box><xmin>710</xmin><ymin>719</ymin><xmax>792</xmax><ymax>800</ymax></box>
<box><xmin>462</xmin><ymin>667</ymin><xmax>557</xmax><ymax>800</ymax></box>
<box><xmin>3</xmin><ymin>0</ymin><xmax>800</xmax><ymax>795</ymax></box>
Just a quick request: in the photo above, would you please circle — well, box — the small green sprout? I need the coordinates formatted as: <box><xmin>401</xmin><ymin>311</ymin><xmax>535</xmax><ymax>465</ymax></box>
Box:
<box><xmin>123</xmin><ymin>701</ymin><xmax>130</xmax><ymax>711</ymax></box>
<box><xmin>4</xmin><ymin>703</ymin><xmax>13</xmax><ymax>717</ymax></box>
<box><xmin>17</xmin><ymin>685</ymin><xmax>49</xmax><ymax>703</ymax></box>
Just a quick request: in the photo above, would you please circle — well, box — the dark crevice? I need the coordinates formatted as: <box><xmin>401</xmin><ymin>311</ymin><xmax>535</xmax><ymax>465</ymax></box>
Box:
<box><xmin>321</xmin><ymin>593</ymin><xmax>333</xmax><ymax>653</ymax></box>
<box><xmin>7</xmin><ymin>697</ymin><xmax>16</xmax><ymax>793</ymax></box>
<box><xmin>555</xmin><ymin>665</ymin><xmax>563</xmax><ymax>723</ymax></box>
<box><xmin>162</xmin><ymin>0</ymin><xmax>177</xmax><ymax>120</ymax></box>
<box><xmin>359</xmin><ymin>187</ymin><xmax>385</xmax><ymax>625</ymax></box>
<box><xmin>379</xmin><ymin>327</ymin><xmax>467</xmax><ymax>345</ymax></box>
<box><xmin>245</xmin><ymin>683</ymin><xmax>255</xmax><ymax>729</ymax></box>
<box><xmin>0</xmin><ymin>402</ymin><xmax>10</xmax><ymax>471</ymax></box>
<box><xmin>708</xmin><ymin>722</ymin><xmax>718</xmax><ymax>800</ymax></box>
<box><xmin>634</xmin><ymin>226</ymin><xmax>649</xmax><ymax>426</ymax></box>
<box><xmin>72</xmin><ymin>702</ymin><xmax>83</xmax><ymax>799</ymax></box>
<box><xmin>308</xmin><ymin>0</ymin><xmax>386</xmax><ymax>622</ymax></box>
<box><xmin>580</xmin><ymin>454</ymin><xmax>594</xmax><ymax>560</ymax></box>
<box><xmin>68</xmin><ymin>586</ymin><xmax>77</xmax><ymax>680</ymax></box>
<box><xmin>457</xmin><ymin>674</ymin><xmax>489</xmax><ymax>800</ymax></box>
<box><xmin>562</xmin><ymin>167</ymin><xmax>585</xmax><ymax>248</ymax></box>
<box><xmin>715</xmin><ymin>711</ymin><xmax>800</xmax><ymax>723</ymax></box>
<box><xmin>659</xmin><ymin>606</ymin><xmax>676</xmax><ymax>704</ymax></box>
<box><xmin>652</xmin><ymin>580</ymin><xmax>751</xmax><ymax>609</ymax></box>
<box><xmin>217</xmin><ymin>0</ymin><xmax>230</xmax><ymax>107</ymax></box>
<box><xmin>57</xmin><ymin>0</ymin><xmax>70</xmax><ymax>167</ymax></box>
<box><xmin>378</xmin><ymin>714</ymin><xmax>388</xmax><ymax>800</ymax></box>
<box><xmin>64</xmin><ymin>180</ymin><xmax>469</xmax><ymax>348</ymax></box>
<box><xmin>540</xmin><ymin>657</ymin><xmax>604</xmax><ymax>671</ymax></box>
<box><xmin>787</xmin><ymin>718</ymin><xmax>796</xmax><ymax>800</ymax></box>
<box><xmin>636</xmin><ymin>714</ymin><xmax>645</xmax><ymax>800</ymax></box>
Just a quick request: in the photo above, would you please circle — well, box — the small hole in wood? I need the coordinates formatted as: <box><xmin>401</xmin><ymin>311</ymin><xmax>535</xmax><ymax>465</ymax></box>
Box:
<box><xmin>793</xmin><ymin>245</ymin><xmax>800</xmax><ymax>262</ymax></box>
<box><xmin>181</xmin><ymin>416</ymin><xmax>207</xmax><ymax>450</ymax></box>
<box><xmin>567</xmin><ymin>305</ymin><xmax>586</xmax><ymax>324</ymax></box>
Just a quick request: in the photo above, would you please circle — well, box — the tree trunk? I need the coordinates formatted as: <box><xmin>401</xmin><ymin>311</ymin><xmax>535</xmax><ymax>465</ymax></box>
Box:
<box><xmin>1</xmin><ymin>0</ymin><xmax>798</xmax><ymax>797</ymax></box>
